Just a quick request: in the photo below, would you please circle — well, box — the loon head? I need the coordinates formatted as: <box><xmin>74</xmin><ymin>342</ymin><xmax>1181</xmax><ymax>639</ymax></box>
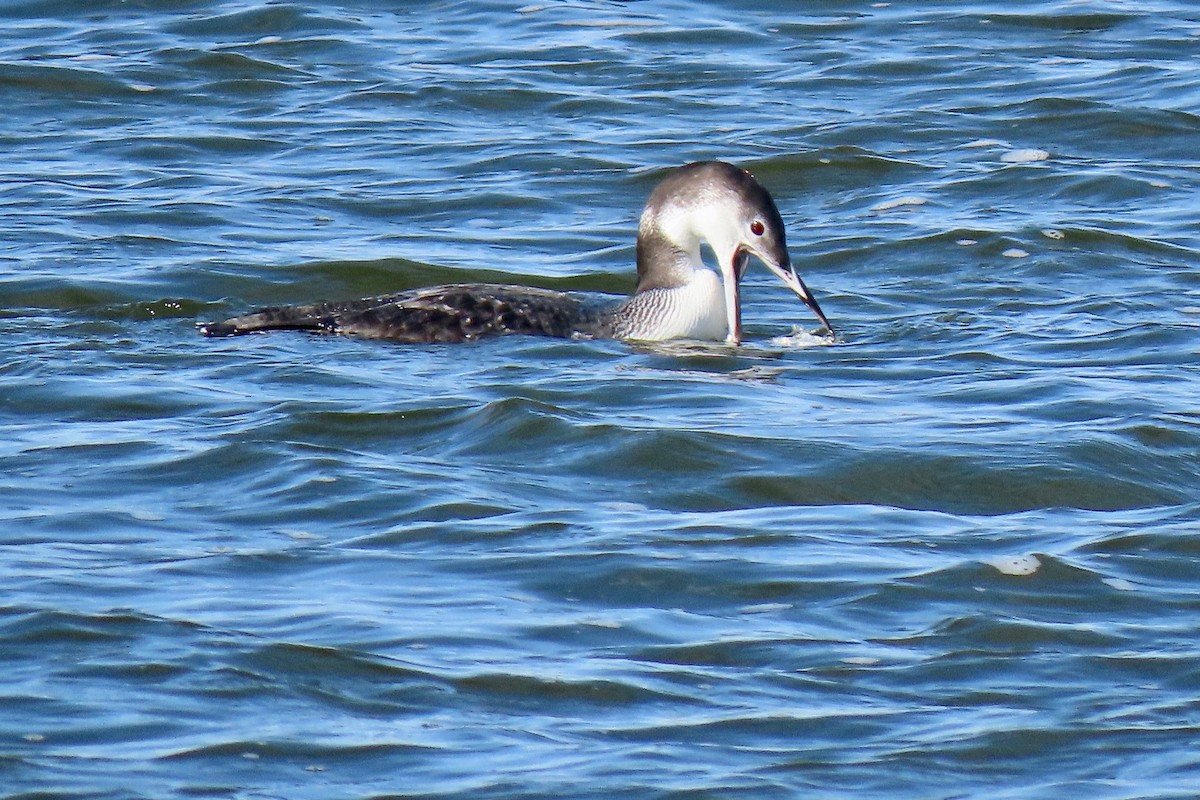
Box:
<box><xmin>634</xmin><ymin>160</ymin><xmax>832</xmax><ymax>344</ymax></box>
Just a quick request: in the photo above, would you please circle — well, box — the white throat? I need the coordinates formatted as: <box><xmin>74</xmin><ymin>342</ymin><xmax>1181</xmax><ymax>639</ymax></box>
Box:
<box><xmin>649</xmin><ymin>201</ymin><xmax>743</xmax><ymax>343</ymax></box>
<box><xmin>656</xmin><ymin>200</ymin><xmax>743</xmax><ymax>277</ymax></box>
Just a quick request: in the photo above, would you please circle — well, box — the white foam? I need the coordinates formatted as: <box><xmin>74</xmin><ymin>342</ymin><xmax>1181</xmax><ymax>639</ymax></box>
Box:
<box><xmin>769</xmin><ymin>328</ymin><xmax>836</xmax><ymax>348</ymax></box>
<box><xmin>963</xmin><ymin>138</ymin><xmax>1010</xmax><ymax>149</ymax></box>
<box><xmin>871</xmin><ymin>195</ymin><xmax>927</xmax><ymax>212</ymax></box>
<box><xmin>841</xmin><ymin>656</ymin><xmax>882</xmax><ymax>665</ymax></box>
<box><xmin>280</xmin><ymin>529</ymin><xmax>320</xmax><ymax>540</ymax></box>
<box><xmin>1002</xmin><ymin>248</ymin><xmax>1029</xmax><ymax>259</ymax></box>
<box><xmin>986</xmin><ymin>555</ymin><xmax>1041</xmax><ymax>576</ymax></box>
<box><xmin>739</xmin><ymin>602</ymin><xmax>792</xmax><ymax>614</ymax></box>
<box><xmin>1041</xmin><ymin>229</ymin><xmax>1065</xmax><ymax>240</ymax></box>
<box><xmin>1001</xmin><ymin>148</ymin><xmax>1050</xmax><ymax>164</ymax></box>
<box><xmin>956</xmin><ymin>239</ymin><xmax>978</xmax><ymax>246</ymax></box>
<box><xmin>1102</xmin><ymin>577</ymin><xmax>1136</xmax><ymax>592</ymax></box>
<box><xmin>598</xmin><ymin>501</ymin><xmax>650</xmax><ymax>512</ymax></box>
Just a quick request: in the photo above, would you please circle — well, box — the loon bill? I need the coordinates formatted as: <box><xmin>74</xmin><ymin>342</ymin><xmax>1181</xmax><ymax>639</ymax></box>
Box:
<box><xmin>200</xmin><ymin>161</ymin><xmax>833</xmax><ymax>345</ymax></box>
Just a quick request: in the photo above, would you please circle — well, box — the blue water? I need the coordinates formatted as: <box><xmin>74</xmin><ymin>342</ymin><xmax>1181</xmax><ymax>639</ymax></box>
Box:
<box><xmin>2</xmin><ymin>2</ymin><xmax>1199</xmax><ymax>798</ymax></box>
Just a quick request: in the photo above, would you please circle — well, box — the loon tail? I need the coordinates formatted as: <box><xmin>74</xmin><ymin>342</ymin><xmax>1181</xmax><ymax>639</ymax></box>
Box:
<box><xmin>200</xmin><ymin>304</ymin><xmax>330</xmax><ymax>337</ymax></box>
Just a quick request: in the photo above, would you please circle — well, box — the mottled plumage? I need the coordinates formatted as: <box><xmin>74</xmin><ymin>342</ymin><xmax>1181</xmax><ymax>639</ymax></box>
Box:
<box><xmin>202</xmin><ymin>284</ymin><xmax>616</xmax><ymax>343</ymax></box>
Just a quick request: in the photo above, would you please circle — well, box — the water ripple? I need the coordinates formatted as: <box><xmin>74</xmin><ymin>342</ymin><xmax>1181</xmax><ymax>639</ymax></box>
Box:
<box><xmin>2</xmin><ymin>1</ymin><xmax>1199</xmax><ymax>798</ymax></box>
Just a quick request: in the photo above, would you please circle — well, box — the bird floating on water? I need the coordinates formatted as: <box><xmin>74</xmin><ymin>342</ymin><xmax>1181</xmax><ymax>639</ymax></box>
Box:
<box><xmin>201</xmin><ymin>161</ymin><xmax>833</xmax><ymax>345</ymax></box>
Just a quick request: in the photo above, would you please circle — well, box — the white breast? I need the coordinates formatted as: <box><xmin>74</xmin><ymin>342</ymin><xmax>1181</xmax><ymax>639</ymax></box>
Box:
<box><xmin>614</xmin><ymin>269</ymin><xmax>728</xmax><ymax>342</ymax></box>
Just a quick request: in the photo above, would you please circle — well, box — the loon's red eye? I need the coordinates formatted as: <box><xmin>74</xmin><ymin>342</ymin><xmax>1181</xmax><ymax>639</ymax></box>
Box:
<box><xmin>750</xmin><ymin>220</ymin><xmax>765</xmax><ymax>236</ymax></box>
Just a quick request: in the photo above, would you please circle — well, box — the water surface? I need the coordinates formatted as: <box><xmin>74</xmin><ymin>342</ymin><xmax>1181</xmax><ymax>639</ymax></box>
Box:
<box><xmin>2</xmin><ymin>2</ymin><xmax>1199</xmax><ymax>798</ymax></box>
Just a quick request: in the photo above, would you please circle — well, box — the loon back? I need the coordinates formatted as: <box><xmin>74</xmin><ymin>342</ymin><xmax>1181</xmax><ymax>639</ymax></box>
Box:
<box><xmin>201</xmin><ymin>284</ymin><xmax>617</xmax><ymax>343</ymax></box>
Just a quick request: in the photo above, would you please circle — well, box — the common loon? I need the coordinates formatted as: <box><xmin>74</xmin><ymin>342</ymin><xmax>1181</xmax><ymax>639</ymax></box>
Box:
<box><xmin>200</xmin><ymin>161</ymin><xmax>833</xmax><ymax>344</ymax></box>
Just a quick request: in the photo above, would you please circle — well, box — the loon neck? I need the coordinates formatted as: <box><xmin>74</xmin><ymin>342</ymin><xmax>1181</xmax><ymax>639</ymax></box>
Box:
<box><xmin>631</xmin><ymin>197</ymin><xmax>742</xmax><ymax>342</ymax></box>
<box><xmin>614</xmin><ymin>267</ymin><xmax>728</xmax><ymax>342</ymax></box>
<box><xmin>634</xmin><ymin>225</ymin><xmax>705</xmax><ymax>292</ymax></box>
